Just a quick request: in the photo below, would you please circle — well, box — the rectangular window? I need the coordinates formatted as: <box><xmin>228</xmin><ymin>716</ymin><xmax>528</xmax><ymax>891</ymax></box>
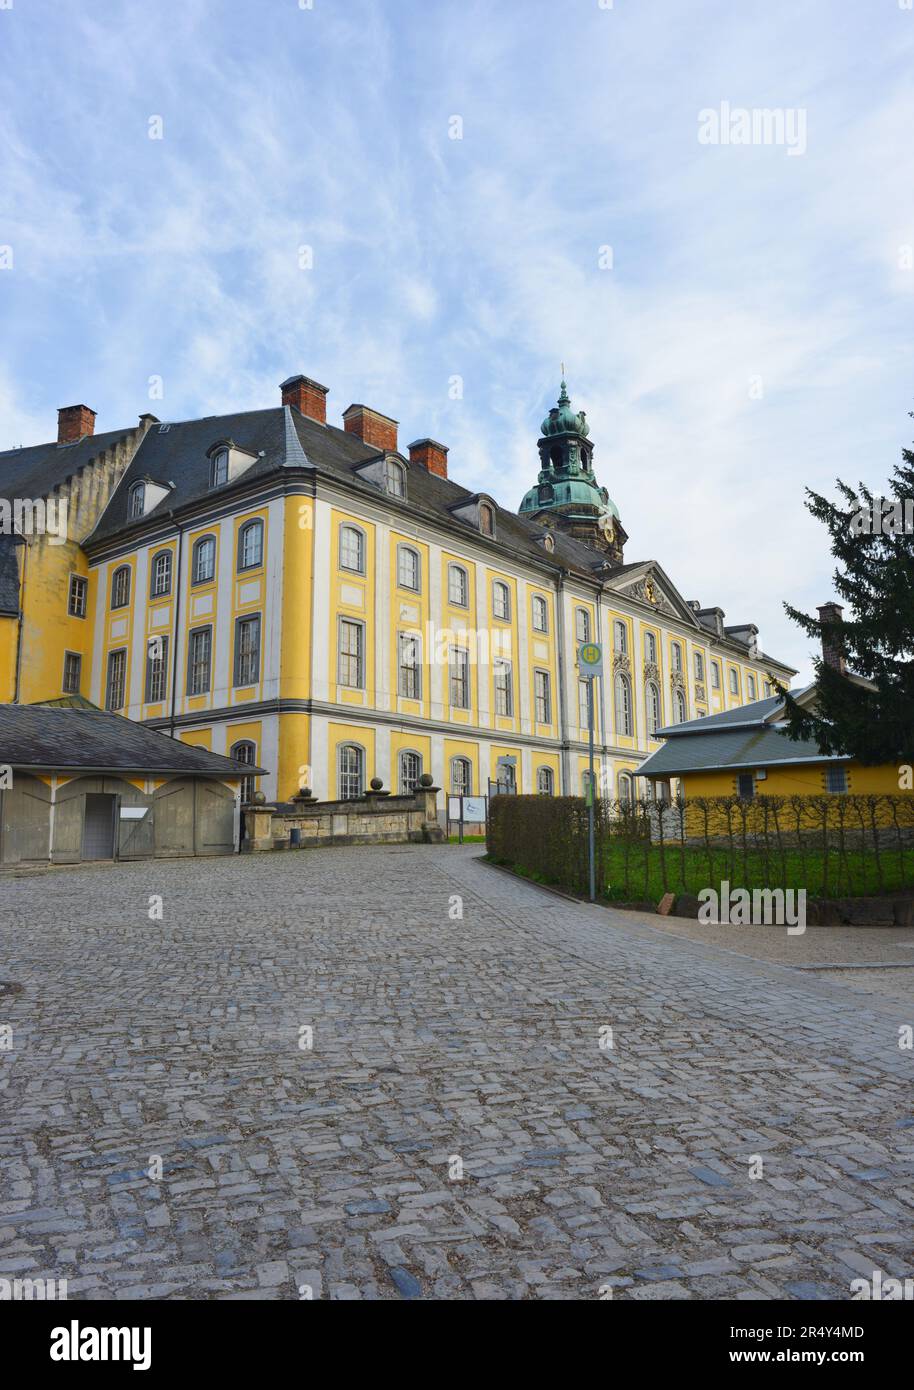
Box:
<box><xmin>188</xmin><ymin>627</ymin><xmax>212</xmax><ymax>696</ymax></box>
<box><xmin>694</xmin><ymin>652</ymin><xmax>704</xmax><ymax>681</ymax></box>
<box><xmin>62</xmin><ymin>651</ymin><xmax>82</xmax><ymax>695</ymax></box>
<box><xmin>494</xmin><ymin>659</ymin><xmax>513</xmax><ymax>717</ymax></box>
<box><xmin>449</xmin><ymin>646</ymin><xmax>470</xmax><ymax>709</ymax></box>
<box><xmin>575</xmin><ymin>609</ymin><xmax>590</xmax><ymax>644</ymax></box>
<box><xmin>448</xmin><ymin>565</ymin><xmax>468</xmax><ymax>607</ymax></box>
<box><xmin>826</xmin><ymin>765</ymin><xmax>848</xmax><ymax>794</ymax></box>
<box><xmin>150</xmin><ymin>551</ymin><xmax>172</xmax><ymax>598</ymax></box>
<box><xmin>711</xmin><ymin>662</ymin><xmax>721</xmax><ymax>689</ymax></box>
<box><xmin>493</xmin><ymin>582</ymin><xmax>510</xmax><ymax>621</ymax></box>
<box><xmin>398</xmin><ymin>547</ymin><xmax>420</xmax><ymax>591</ymax></box>
<box><xmin>105</xmin><ymin>648</ymin><xmax>127</xmax><ymax>711</ymax></box>
<box><xmin>579</xmin><ymin>678</ymin><xmax>590</xmax><ymax>730</ymax></box>
<box><xmin>737</xmin><ymin>773</ymin><xmax>755</xmax><ymax>800</ymax></box>
<box><xmin>534</xmin><ymin>669</ymin><xmax>552</xmax><ymax>724</ymax></box>
<box><xmin>398</xmin><ymin>631</ymin><xmax>421</xmax><ymax>699</ymax></box>
<box><xmin>145</xmin><ymin>635</ymin><xmax>169</xmax><ymax>703</ymax></box>
<box><xmin>234</xmin><ymin>614</ymin><xmax>261</xmax><ymax>687</ymax></box>
<box><xmin>68</xmin><ymin>574</ymin><xmax>88</xmax><ymax>618</ymax></box>
<box><xmin>340</xmin><ymin>525</ymin><xmax>365</xmax><ymax>574</ymax></box>
<box><xmin>338</xmin><ymin>618</ymin><xmax>364</xmax><ymax>689</ymax></box>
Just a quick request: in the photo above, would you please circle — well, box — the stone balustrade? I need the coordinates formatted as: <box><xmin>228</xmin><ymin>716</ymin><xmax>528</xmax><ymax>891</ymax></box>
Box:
<box><xmin>242</xmin><ymin>783</ymin><xmax>445</xmax><ymax>852</ymax></box>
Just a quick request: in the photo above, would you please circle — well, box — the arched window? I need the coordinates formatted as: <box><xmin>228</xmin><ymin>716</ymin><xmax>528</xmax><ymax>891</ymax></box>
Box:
<box><xmin>128</xmin><ymin>481</ymin><xmax>146</xmax><ymax>519</ymax></box>
<box><xmin>614</xmin><ymin>672</ymin><xmax>633</xmax><ymax>736</ymax></box>
<box><xmin>492</xmin><ymin>580</ymin><xmax>511</xmax><ymax>621</ymax></box>
<box><xmin>536</xmin><ymin>766</ymin><xmax>554</xmax><ymax>796</ymax></box>
<box><xmin>450</xmin><ymin>757</ymin><xmax>472</xmax><ymax>796</ymax></box>
<box><xmin>694</xmin><ymin>651</ymin><xmax>705</xmax><ymax>681</ymax></box>
<box><xmin>231</xmin><ymin>740</ymin><xmax>258</xmax><ymax>803</ymax></box>
<box><xmin>673</xmin><ymin>688</ymin><xmax>686</xmax><ymax>723</ymax></box>
<box><xmin>448</xmin><ymin>564</ymin><xmax>469</xmax><ymax>607</ymax></box>
<box><xmin>397</xmin><ymin>545</ymin><xmax>420</xmax><ymax>592</ymax></box>
<box><xmin>210</xmin><ymin>448</ymin><xmax>229</xmax><ymax>488</ymax></box>
<box><xmin>575</xmin><ymin>608</ymin><xmax>591</xmax><ymax>644</ymax></box>
<box><xmin>618</xmin><ymin>771</ymin><xmax>633</xmax><ymax>804</ymax></box>
<box><xmin>238</xmin><ymin>519</ymin><xmax>263</xmax><ymax>571</ymax></box>
<box><xmin>646</xmin><ymin>681</ymin><xmax>661</xmax><ymax>736</ymax></box>
<box><xmin>339</xmin><ymin>523</ymin><xmax>365</xmax><ymax>574</ymax></box>
<box><xmin>729</xmin><ymin>669</ymin><xmax>739</xmax><ymax>695</ymax></box>
<box><xmin>532</xmin><ymin>595</ymin><xmax>548</xmax><ymax>632</ymax></box>
<box><xmin>479</xmin><ymin>503</ymin><xmax>495</xmax><ymax>536</ymax></box>
<box><xmin>747</xmin><ymin>673</ymin><xmax>757</xmax><ymax>700</ymax></box>
<box><xmin>399</xmin><ymin>749</ymin><xmax>423</xmax><ymax>794</ymax></box>
<box><xmin>111</xmin><ymin>565</ymin><xmax>131</xmax><ymax>609</ymax></box>
<box><xmin>192</xmin><ymin>535</ymin><xmax>216</xmax><ymax>585</ymax></box>
<box><xmin>150</xmin><ymin>550</ymin><xmax>172</xmax><ymax>598</ymax></box>
<box><xmin>644</xmin><ymin>631</ymin><xmax>657</xmax><ymax>664</ymax></box>
<box><xmin>385</xmin><ymin>458</ymin><xmax>405</xmax><ymax>498</ymax></box>
<box><xmin>613</xmin><ymin>619</ymin><xmax>628</xmax><ymax>654</ymax></box>
<box><xmin>671</xmin><ymin>641</ymin><xmax>683</xmax><ymax>673</ymax></box>
<box><xmin>338</xmin><ymin>744</ymin><xmax>364</xmax><ymax>800</ymax></box>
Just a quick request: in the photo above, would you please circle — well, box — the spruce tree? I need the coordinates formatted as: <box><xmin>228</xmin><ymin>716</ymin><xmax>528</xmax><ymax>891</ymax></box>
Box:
<box><xmin>778</xmin><ymin>416</ymin><xmax>914</xmax><ymax>764</ymax></box>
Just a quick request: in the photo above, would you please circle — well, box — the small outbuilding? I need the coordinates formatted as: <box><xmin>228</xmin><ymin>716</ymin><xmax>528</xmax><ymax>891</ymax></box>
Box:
<box><xmin>0</xmin><ymin>703</ymin><xmax>265</xmax><ymax>866</ymax></box>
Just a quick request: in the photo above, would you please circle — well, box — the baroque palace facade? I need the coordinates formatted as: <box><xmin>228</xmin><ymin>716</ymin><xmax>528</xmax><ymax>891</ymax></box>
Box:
<box><xmin>0</xmin><ymin>376</ymin><xmax>795</xmax><ymax>805</ymax></box>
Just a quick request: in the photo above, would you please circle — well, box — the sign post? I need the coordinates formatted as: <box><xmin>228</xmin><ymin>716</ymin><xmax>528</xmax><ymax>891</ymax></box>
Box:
<box><xmin>578</xmin><ymin>642</ymin><xmax>603</xmax><ymax>902</ymax></box>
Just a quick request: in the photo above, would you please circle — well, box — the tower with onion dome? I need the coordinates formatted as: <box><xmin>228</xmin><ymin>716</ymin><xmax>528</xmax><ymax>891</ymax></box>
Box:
<box><xmin>519</xmin><ymin>380</ymin><xmax>626</xmax><ymax>565</ymax></box>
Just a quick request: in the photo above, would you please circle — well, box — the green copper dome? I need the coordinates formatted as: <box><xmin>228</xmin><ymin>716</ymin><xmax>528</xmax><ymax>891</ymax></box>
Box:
<box><xmin>540</xmin><ymin>380</ymin><xmax>590</xmax><ymax>438</ymax></box>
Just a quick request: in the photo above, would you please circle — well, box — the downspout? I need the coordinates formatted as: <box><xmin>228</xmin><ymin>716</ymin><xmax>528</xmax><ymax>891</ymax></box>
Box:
<box><xmin>594</xmin><ymin>579</ymin><xmax>607</xmax><ymax>792</ymax></box>
<box><xmin>168</xmin><ymin>513</ymin><xmax>185</xmax><ymax>738</ymax></box>
<box><xmin>555</xmin><ymin>569</ymin><xmax>570</xmax><ymax>795</ymax></box>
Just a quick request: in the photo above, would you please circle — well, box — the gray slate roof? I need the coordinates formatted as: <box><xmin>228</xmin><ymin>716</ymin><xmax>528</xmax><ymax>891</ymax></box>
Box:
<box><xmin>656</xmin><ymin>694</ymin><xmax>784</xmax><ymax>737</ymax></box>
<box><xmin>0</xmin><ymin>704</ymin><xmax>265</xmax><ymax>776</ymax></box>
<box><xmin>0</xmin><ymin>428</ymin><xmax>135</xmax><ymax>505</ymax></box>
<box><xmin>637</xmin><ymin>690</ymin><xmax>839</xmax><ymax>778</ymax></box>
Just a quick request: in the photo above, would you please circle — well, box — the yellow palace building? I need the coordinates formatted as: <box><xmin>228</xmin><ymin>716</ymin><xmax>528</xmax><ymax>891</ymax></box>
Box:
<box><xmin>0</xmin><ymin>376</ymin><xmax>795</xmax><ymax>806</ymax></box>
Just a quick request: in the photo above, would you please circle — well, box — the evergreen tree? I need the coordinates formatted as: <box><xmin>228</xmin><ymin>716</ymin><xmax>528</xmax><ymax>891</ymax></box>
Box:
<box><xmin>778</xmin><ymin>417</ymin><xmax>914</xmax><ymax>764</ymax></box>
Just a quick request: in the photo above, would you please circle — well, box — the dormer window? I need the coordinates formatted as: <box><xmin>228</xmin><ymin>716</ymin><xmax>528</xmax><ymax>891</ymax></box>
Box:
<box><xmin>211</xmin><ymin>448</ymin><xmax>229</xmax><ymax>488</ymax></box>
<box><xmin>128</xmin><ymin>482</ymin><xmax>145</xmax><ymax>519</ymax></box>
<box><xmin>385</xmin><ymin>458</ymin><xmax>406</xmax><ymax>498</ymax></box>
<box><xmin>479</xmin><ymin>503</ymin><xmax>495</xmax><ymax>537</ymax></box>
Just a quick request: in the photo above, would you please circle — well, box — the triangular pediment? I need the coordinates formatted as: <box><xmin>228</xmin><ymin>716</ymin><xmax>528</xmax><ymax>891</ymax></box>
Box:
<box><xmin>604</xmin><ymin>561</ymin><xmax>702</xmax><ymax>627</ymax></box>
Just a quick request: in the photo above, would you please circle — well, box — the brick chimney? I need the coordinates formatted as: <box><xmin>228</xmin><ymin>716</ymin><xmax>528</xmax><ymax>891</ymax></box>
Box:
<box><xmin>57</xmin><ymin>404</ymin><xmax>96</xmax><ymax>445</ymax></box>
<box><xmin>409</xmin><ymin>438</ymin><xmax>448</xmax><ymax>479</ymax></box>
<box><xmin>817</xmin><ymin>601</ymin><xmax>846</xmax><ymax>675</ymax></box>
<box><xmin>281</xmin><ymin>375</ymin><xmax>328</xmax><ymax>424</ymax></box>
<box><xmin>342</xmin><ymin>404</ymin><xmax>398</xmax><ymax>453</ymax></box>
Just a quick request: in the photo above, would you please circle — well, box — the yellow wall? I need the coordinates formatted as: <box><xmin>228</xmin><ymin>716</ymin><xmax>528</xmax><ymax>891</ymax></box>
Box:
<box><xmin>0</xmin><ymin>614</ymin><xmax>18</xmax><ymax>702</ymax></box>
<box><xmin>19</xmin><ymin>539</ymin><xmax>94</xmax><ymax>703</ymax></box>
<box><xmin>682</xmin><ymin>761</ymin><xmax>905</xmax><ymax>800</ymax></box>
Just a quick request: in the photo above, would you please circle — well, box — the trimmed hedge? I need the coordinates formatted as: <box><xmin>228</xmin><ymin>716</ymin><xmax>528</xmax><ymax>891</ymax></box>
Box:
<box><xmin>486</xmin><ymin>794</ymin><xmax>914</xmax><ymax>901</ymax></box>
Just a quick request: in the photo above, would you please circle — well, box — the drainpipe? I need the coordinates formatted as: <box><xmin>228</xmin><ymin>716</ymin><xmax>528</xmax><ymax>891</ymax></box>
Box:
<box><xmin>555</xmin><ymin>570</ymin><xmax>570</xmax><ymax>795</ymax></box>
<box><xmin>594</xmin><ymin>579</ymin><xmax>607</xmax><ymax>790</ymax></box>
<box><xmin>168</xmin><ymin>514</ymin><xmax>185</xmax><ymax>739</ymax></box>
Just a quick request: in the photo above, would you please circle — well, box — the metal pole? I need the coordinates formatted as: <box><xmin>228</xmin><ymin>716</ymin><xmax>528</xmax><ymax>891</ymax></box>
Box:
<box><xmin>588</xmin><ymin>676</ymin><xmax>595</xmax><ymax>901</ymax></box>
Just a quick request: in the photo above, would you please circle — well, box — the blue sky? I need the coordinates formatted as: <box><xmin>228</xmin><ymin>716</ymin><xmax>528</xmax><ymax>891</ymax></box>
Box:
<box><xmin>2</xmin><ymin>0</ymin><xmax>913</xmax><ymax>681</ymax></box>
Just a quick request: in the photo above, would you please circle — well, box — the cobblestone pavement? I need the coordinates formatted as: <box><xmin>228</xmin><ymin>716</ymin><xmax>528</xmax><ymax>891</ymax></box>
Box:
<box><xmin>1</xmin><ymin>845</ymin><xmax>913</xmax><ymax>1301</ymax></box>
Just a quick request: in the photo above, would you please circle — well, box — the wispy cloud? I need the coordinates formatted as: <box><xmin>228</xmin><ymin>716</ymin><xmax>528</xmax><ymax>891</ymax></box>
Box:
<box><xmin>1</xmin><ymin>0</ymin><xmax>913</xmax><ymax>679</ymax></box>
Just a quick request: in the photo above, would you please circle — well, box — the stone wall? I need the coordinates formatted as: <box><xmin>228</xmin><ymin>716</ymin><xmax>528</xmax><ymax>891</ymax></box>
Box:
<box><xmin>242</xmin><ymin>785</ymin><xmax>446</xmax><ymax>852</ymax></box>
